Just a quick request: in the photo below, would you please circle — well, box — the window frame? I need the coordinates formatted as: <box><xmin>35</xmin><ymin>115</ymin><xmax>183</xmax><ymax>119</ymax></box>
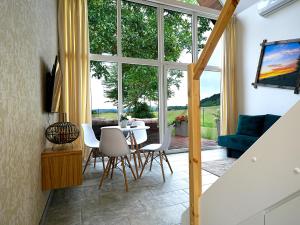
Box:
<box><xmin>89</xmin><ymin>0</ymin><xmax>222</xmax><ymax>140</ymax></box>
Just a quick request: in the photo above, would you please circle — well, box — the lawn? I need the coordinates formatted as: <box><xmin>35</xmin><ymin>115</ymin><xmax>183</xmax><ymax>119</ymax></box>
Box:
<box><xmin>92</xmin><ymin>105</ymin><xmax>219</xmax><ymax>140</ymax></box>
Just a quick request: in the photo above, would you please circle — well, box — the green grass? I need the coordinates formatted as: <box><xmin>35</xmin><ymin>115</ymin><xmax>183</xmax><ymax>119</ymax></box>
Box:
<box><xmin>92</xmin><ymin>112</ymin><xmax>118</xmax><ymax>120</ymax></box>
<box><xmin>91</xmin><ymin>105</ymin><xmax>219</xmax><ymax>140</ymax></box>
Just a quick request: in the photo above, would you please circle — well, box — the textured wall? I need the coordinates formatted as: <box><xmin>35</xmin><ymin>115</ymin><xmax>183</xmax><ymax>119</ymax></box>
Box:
<box><xmin>0</xmin><ymin>0</ymin><xmax>58</xmax><ymax>224</ymax></box>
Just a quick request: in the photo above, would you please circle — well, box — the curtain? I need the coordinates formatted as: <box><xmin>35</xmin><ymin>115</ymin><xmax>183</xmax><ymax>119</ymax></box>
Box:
<box><xmin>220</xmin><ymin>16</ymin><xmax>237</xmax><ymax>135</ymax></box>
<box><xmin>58</xmin><ymin>0</ymin><xmax>91</xmax><ymax>149</ymax></box>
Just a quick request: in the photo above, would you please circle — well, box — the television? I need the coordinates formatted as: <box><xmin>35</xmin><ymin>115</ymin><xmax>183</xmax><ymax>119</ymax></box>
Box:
<box><xmin>252</xmin><ymin>38</ymin><xmax>300</xmax><ymax>94</ymax></box>
<box><xmin>45</xmin><ymin>56</ymin><xmax>62</xmax><ymax>112</ymax></box>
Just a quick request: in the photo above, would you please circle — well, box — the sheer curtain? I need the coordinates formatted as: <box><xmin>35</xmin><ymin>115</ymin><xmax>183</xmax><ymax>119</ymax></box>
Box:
<box><xmin>221</xmin><ymin>17</ymin><xmax>237</xmax><ymax>135</ymax></box>
<box><xmin>58</xmin><ymin>0</ymin><xmax>91</xmax><ymax>149</ymax></box>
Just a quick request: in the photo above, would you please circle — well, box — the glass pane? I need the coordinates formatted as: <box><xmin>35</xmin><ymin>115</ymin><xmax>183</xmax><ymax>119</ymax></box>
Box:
<box><xmin>121</xmin><ymin>1</ymin><xmax>158</xmax><ymax>59</ymax></box>
<box><xmin>122</xmin><ymin>64</ymin><xmax>159</xmax><ymax>144</ymax></box>
<box><xmin>90</xmin><ymin>61</ymin><xmax>118</xmax><ymax>122</ymax></box>
<box><xmin>197</xmin><ymin>17</ymin><xmax>223</xmax><ymax>67</ymax></box>
<box><xmin>164</xmin><ymin>10</ymin><xmax>192</xmax><ymax>63</ymax></box>
<box><xmin>167</xmin><ymin>69</ymin><xmax>188</xmax><ymax>151</ymax></box>
<box><xmin>200</xmin><ymin>71</ymin><xmax>221</xmax><ymax>141</ymax></box>
<box><xmin>88</xmin><ymin>0</ymin><xmax>117</xmax><ymax>55</ymax></box>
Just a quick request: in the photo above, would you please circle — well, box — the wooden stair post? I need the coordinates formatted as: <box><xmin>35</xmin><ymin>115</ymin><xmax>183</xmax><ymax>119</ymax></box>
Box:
<box><xmin>188</xmin><ymin>0</ymin><xmax>239</xmax><ymax>224</ymax></box>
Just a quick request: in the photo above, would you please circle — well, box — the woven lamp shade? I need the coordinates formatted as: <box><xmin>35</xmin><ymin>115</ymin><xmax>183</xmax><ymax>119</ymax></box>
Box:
<box><xmin>45</xmin><ymin>122</ymin><xmax>80</xmax><ymax>144</ymax></box>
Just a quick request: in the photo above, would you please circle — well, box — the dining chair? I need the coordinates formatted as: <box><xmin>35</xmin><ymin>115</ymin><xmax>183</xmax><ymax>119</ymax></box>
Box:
<box><xmin>81</xmin><ymin>124</ymin><xmax>105</xmax><ymax>174</ymax></box>
<box><xmin>99</xmin><ymin>127</ymin><xmax>137</xmax><ymax>192</ymax></box>
<box><xmin>126</xmin><ymin>120</ymin><xmax>148</xmax><ymax>168</ymax></box>
<box><xmin>139</xmin><ymin>125</ymin><xmax>174</xmax><ymax>182</ymax></box>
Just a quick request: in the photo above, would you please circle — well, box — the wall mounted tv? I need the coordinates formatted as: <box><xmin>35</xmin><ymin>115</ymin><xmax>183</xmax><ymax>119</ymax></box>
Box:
<box><xmin>252</xmin><ymin>38</ymin><xmax>300</xmax><ymax>94</ymax></box>
<box><xmin>45</xmin><ymin>56</ymin><xmax>62</xmax><ymax>112</ymax></box>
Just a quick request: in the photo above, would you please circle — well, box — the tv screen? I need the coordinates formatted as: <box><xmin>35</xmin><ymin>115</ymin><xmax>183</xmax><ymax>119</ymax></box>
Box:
<box><xmin>45</xmin><ymin>56</ymin><xmax>62</xmax><ymax>112</ymax></box>
<box><xmin>253</xmin><ymin>38</ymin><xmax>300</xmax><ymax>93</ymax></box>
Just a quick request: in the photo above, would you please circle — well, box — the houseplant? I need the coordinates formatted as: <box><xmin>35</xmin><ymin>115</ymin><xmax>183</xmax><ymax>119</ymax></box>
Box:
<box><xmin>173</xmin><ymin>114</ymin><xmax>188</xmax><ymax>137</ymax></box>
<box><xmin>120</xmin><ymin>113</ymin><xmax>129</xmax><ymax>128</ymax></box>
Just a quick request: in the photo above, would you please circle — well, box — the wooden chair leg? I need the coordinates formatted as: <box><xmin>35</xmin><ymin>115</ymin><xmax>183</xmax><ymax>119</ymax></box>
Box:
<box><xmin>125</xmin><ymin>156</ymin><xmax>136</xmax><ymax>180</ymax></box>
<box><xmin>105</xmin><ymin>157</ymin><xmax>112</xmax><ymax>177</ymax></box>
<box><xmin>159</xmin><ymin>151</ymin><xmax>166</xmax><ymax>182</ymax></box>
<box><xmin>133</xmin><ymin>153</ymin><xmax>138</xmax><ymax>177</ymax></box>
<box><xmin>139</xmin><ymin>152</ymin><xmax>151</xmax><ymax>178</ymax></box>
<box><xmin>110</xmin><ymin>157</ymin><xmax>115</xmax><ymax>179</ymax></box>
<box><xmin>121</xmin><ymin>157</ymin><xmax>128</xmax><ymax>192</ymax></box>
<box><xmin>94</xmin><ymin>155</ymin><xmax>97</xmax><ymax>168</ymax></box>
<box><xmin>83</xmin><ymin>149</ymin><xmax>93</xmax><ymax>174</ymax></box>
<box><xmin>99</xmin><ymin>157</ymin><xmax>112</xmax><ymax>189</ymax></box>
<box><xmin>149</xmin><ymin>151</ymin><xmax>154</xmax><ymax>171</ymax></box>
<box><xmin>163</xmin><ymin>151</ymin><xmax>173</xmax><ymax>174</ymax></box>
<box><xmin>101</xmin><ymin>156</ymin><xmax>105</xmax><ymax>171</ymax></box>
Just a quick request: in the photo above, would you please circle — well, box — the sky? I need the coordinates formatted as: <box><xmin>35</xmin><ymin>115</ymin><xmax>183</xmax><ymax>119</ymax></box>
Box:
<box><xmin>260</xmin><ymin>42</ymin><xmax>300</xmax><ymax>79</ymax></box>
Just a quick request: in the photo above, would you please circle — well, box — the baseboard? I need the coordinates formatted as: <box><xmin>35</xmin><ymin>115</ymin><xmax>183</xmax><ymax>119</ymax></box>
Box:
<box><xmin>39</xmin><ymin>190</ymin><xmax>54</xmax><ymax>225</ymax></box>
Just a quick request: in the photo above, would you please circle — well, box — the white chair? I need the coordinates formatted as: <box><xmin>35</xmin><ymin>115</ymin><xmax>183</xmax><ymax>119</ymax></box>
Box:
<box><xmin>81</xmin><ymin>124</ymin><xmax>105</xmax><ymax>174</ymax></box>
<box><xmin>99</xmin><ymin>127</ymin><xmax>137</xmax><ymax>192</ymax></box>
<box><xmin>127</xmin><ymin>120</ymin><xmax>148</xmax><ymax>146</ymax></box>
<box><xmin>139</xmin><ymin>125</ymin><xmax>174</xmax><ymax>182</ymax></box>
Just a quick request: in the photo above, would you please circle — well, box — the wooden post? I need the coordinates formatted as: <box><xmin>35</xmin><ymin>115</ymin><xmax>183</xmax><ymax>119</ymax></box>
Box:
<box><xmin>188</xmin><ymin>64</ymin><xmax>201</xmax><ymax>225</ymax></box>
<box><xmin>194</xmin><ymin>0</ymin><xmax>239</xmax><ymax>80</ymax></box>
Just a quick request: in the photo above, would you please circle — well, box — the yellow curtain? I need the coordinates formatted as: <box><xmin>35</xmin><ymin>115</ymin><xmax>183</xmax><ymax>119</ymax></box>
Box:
<box><xmin>58</xmin><ymin>0</ymin><xmax>91</xmax><ymax>149</ymax></box>
<box><xmin>221</xmin><ymin>17</ymin><xmax>237</xmax><ymax>135</ymax></box>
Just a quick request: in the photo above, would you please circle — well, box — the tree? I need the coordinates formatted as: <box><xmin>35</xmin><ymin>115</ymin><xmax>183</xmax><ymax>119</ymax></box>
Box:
<box><xmin>88</xmin><ymin>0</ymin><xmax>212</xmax><ymax>116</ymax></box>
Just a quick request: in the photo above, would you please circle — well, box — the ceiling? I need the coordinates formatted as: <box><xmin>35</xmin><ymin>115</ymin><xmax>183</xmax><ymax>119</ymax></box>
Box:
<box><xmin>219</xmin><ymin>0</ymin><xmax>260</xmax><ymax>13</ymax></box>
<box><xmin>197</xmin><ymin>0</ymin><xmax>223</xmax><ymax>10</ymax></box>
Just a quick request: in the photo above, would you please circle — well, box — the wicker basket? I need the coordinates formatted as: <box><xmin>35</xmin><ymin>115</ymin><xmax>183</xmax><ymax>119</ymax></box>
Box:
<box><xmin>45</xmin><ymin>122</ymin><xmax>80</xmax><ymax>144</ymax></box>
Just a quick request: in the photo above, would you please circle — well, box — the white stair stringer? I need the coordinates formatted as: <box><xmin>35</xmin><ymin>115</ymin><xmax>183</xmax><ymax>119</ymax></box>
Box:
<box><xmin>181</xmin><ymin>100</ymin><xmax>300</xmax><ymax>225</ymax></box>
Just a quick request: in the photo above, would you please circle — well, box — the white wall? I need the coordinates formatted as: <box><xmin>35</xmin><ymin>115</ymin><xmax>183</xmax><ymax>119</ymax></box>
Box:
<box><xmin>236</xmin><ymin>1</ymin><xmax>300</xmax><ymax>116</ymax></box>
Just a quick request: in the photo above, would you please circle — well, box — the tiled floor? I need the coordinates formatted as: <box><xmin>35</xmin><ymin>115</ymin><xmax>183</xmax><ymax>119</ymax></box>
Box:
<box><xmin>44</xmin><ymin>149</ymin><xmax>227</xmax><ymax>225</ymax></box>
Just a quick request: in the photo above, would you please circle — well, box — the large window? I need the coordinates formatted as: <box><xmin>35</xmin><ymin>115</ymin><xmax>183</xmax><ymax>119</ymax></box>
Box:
<box><xmin>88</xmin><ymin>0</ymin><xmax>222</xmax><ymax>142</ymax></box>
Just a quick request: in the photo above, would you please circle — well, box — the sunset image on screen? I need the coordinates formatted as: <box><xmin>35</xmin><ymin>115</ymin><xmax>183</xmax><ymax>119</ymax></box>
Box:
<box><xmin>259</xmin><ymin>42</ymin><xmax>300</xmax><ymax>80</ymax></box>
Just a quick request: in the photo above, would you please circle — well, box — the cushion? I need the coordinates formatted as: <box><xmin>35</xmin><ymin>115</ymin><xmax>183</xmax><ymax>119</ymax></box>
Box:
<box><xmin>236</xmin><ymin>115</ymin><xmax>265</xmax><ymax>137</ymax></box>
<box><xmin>263</xmin><ymin>114</ymin><xmax>280</xmax><ymax>133</ymax></box>
<box><xmin>218</xmin><ymin>135</ymin><xmax>259</xmax><ymax>152</ymax></box>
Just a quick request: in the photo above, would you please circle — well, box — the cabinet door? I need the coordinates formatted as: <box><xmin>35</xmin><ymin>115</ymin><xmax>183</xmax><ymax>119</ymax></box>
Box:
<box><xmin>265</xmin><ymin>195</ymin><xmax>300</xmax><ymax>225</ymax></box>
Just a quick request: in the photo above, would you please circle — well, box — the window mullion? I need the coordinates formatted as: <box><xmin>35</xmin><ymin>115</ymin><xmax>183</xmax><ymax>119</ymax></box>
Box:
<box><xmin>117</xmin><ymin>0</ymin><xmax>123</xmax><ymax>120</ymax></box>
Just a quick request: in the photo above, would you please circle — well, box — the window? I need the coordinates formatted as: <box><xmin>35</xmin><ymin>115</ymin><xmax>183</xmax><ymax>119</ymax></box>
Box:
<box><xmin>88</xmin><ymin>0</ymin><xmax>117</xmax><ymax>55</ymax></box>
<box><xmin>88</xmin><ymin>0</ymin><xmax>221</xmax><ymax>142</ymax></box>
<box><xmin>90</xmin><ymin>61</ymin><xmax>118</xmax><ymax>120</ymax></box>
<box><xmin>121</xmin><ymin>1</ymin><xmax>158</xmax><ymax>59</ymax></box>
<box><xmin>164</xmin><ymin>10</ymin><xmax>192</xmax><ymax>63</ymax></box>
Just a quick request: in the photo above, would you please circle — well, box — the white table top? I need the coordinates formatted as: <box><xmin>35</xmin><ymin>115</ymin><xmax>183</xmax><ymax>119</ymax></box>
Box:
<box><xmin>104</xmin><ymin>125</ymin><xmax>150</xmax><ymax>131</ymax></box>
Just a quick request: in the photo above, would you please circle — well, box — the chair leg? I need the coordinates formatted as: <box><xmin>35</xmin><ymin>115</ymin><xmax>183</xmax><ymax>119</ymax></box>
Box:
<box><xmin>82</xmin><ymin>149</ymin><xmax>93</xmax><ymax>174</ymax></box>
<box><xmin>149</xmin><ymin>151</ymin><xmax>154</xmax><ymax>171</ymax></box>
<box><xmin>99</xmin><ymin>157</ymin><xmax>112</xmax><ymax>189</ymax></box>
<box><xmin>125</xmin><ymin>156</ymin><xmax>136</xmax><ymax>180</ymax></box>
<box><xmin>159</xmin><ymin>151</ymin><xmax>166</xmax><ymax>182</ymax></box>
<box><xmin>139</xmin><ymin>152</ymin><xmax>151</xmax><ymax>178</ymax></box>
<box><xmin>94</xmin><ymin>155</ymin><xmax>97</xmax><ymax>168</ymax></box>
<box><xmin>133</xmin><ymin>153</ymin><xmax>138</xmax><ymax>177</ymax></box>
<box><xmin>105</xmin><ymin>157</ymin><xmax>112</xmax><ymax>177</ymax></box>
<box><xmin>101</xmin><ymin>156</ymin><xmax>105</xmax><ymax>171</ymax></box>
<box><xmin>121</xmin><ymin>157</ymin><xmax>128</xmax><ymax>192</ymax></box>
<box><xmin>110</xmin><ymin>157</ymin><xmax>115</xmax><ymax>179</ymax></box>
<box><xmin>163</xmin><ymin>151</ymin><xmax>173</xmax><ymax>174</ymax></box>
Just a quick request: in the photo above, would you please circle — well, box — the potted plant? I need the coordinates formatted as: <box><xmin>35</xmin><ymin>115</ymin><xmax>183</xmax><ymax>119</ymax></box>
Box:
<box><xmin>120</xmin><ymin>113</ymin><xmax>129</xmax><ymax>128</ymax></box>
<box><xmin>172</xmin><ymin>114</ymin><xmax>188</xmax><ymax>137</ymax></box>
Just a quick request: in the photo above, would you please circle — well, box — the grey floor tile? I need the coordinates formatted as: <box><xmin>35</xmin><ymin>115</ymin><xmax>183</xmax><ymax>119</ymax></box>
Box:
<box><xmin>45</xmin><ymin>152</ymin><xmax>223</xmax><ymax>225</ymax></box>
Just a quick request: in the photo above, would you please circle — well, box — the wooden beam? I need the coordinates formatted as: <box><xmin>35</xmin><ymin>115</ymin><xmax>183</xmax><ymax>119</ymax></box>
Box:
<box><xmin>188</xmin><ymin>64</ymin><xmax>201</xmax><ymax>225</ymax></box>
<box><xmin>194</xmin><ymin>0</ymin><xmax>239</xmax><ymax>80</ymax></box>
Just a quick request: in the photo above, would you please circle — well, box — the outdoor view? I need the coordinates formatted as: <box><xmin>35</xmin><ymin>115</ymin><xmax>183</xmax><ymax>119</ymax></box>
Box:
<box><xmin>88</xmin><ymin>0</ymin><xmax>222</xmax><ymax>148</ymax></box>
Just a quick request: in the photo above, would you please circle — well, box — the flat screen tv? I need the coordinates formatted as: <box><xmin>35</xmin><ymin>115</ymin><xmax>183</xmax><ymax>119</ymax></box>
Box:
<box><xmin>45</xmin><ymin>56</ymin><xmax>62</xmax><ymax>112</ymax></box>
<box><xmin>252</xmin><ymin>38</ymin><xmax>300</xmax><ymax>94</ymax></box>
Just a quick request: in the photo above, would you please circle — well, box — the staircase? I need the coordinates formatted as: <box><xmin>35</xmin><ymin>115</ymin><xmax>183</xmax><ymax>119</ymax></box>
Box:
<box><xmin>182</xmin><ymin>100</ymin><xmax>300</xmax><ymax>225</ymax></box>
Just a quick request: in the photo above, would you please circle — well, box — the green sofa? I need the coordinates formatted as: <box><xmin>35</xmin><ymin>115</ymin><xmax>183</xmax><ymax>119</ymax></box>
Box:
<box><xmin>218</xmin><ymin>114</ymin><xmax>280</xmax><ymax>158</ymax></box>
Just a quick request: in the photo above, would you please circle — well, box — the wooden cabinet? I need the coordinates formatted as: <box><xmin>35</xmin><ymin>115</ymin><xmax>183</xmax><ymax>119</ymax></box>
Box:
<box><xmin>41</xmin><ymin>148</ymin><xmax>82</xmax><ymax>191</ymax></box>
